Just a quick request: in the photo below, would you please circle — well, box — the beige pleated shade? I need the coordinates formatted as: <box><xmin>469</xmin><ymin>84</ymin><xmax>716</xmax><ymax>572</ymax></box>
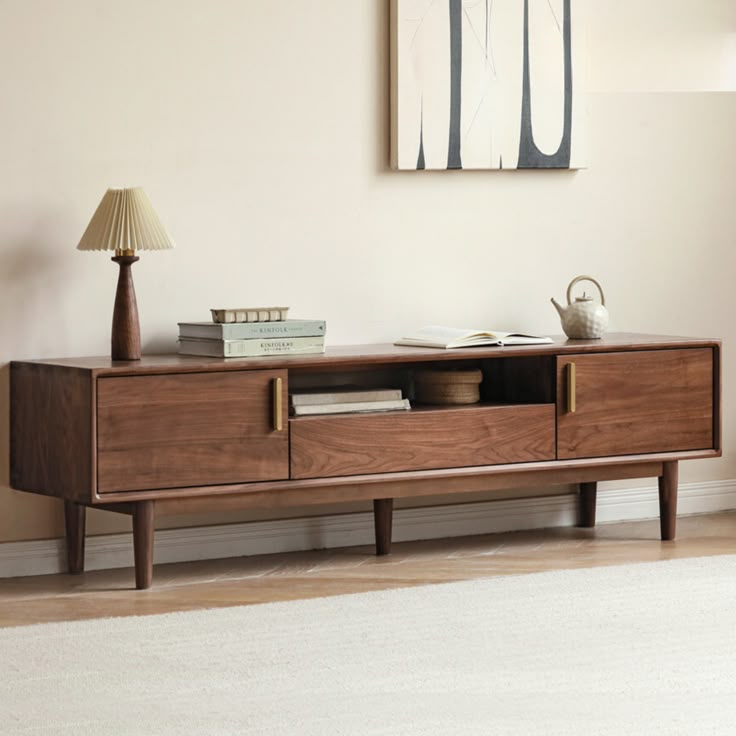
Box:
<box><xmin>77</xmin><ymin>188</ymin><xmax>175</xmax><ymax>252</ymax></box>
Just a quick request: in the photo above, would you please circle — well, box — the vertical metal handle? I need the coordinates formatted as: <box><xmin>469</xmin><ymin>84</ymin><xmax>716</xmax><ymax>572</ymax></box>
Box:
<box><xmin>567</xmin><ymin>362</ymin><xmax>576</xmax><ymax>413</ymax></box>
<box><xmin>273</xmin><ymin>377</ymin><xmax>284</xmax><ymax>431</ymax></box>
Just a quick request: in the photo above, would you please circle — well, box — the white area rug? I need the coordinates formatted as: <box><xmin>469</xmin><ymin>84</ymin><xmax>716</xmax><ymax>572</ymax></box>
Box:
<box><xmin>2</xmin><ymin>556</ymin><xmax>736</xmax><ymax>735</ymax></box>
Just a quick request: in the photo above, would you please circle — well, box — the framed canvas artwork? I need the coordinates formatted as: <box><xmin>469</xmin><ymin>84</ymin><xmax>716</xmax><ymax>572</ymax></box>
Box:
<box><xmin>390</xmin><ymin>0</ymin><xmax>586</xmax><ymax>170</ymax></box>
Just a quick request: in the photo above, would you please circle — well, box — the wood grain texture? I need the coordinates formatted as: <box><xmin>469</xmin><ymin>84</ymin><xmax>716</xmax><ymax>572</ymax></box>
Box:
<box><xmin>64</xmin><ymin>502</ymin><xmax>86</xmax><ymax>574</ymax></box>
<box><xmin>290</xmin><ymin>404</ymin><xmax>555</xmax><ymax>479</ymax></box>
<box><xmin>659</xmin><ymin>461</ymin><xmax>678</xmax><ymax>541</ymax></box>
<box><xmin>373</xmin><ymin>498</ymin><xmax>393</xmax><ymax>555</ymax></box>
<box><xmin>110</xmin><ymin>255</ymin><xmax>141</xmax><ymax>361</ymax></box>
<box><xmin>97</xmin><ymin>370</ymin><xmax>288</xmax><ymax>492</ymax></box>
<box><xmin>712</xmin><ymin>344</ymin><xmax>722</xmax><ymax>451</ymax></box>
<box><xmin>557</xmin><ymin>348</ymin><xmax>714</xmax><ymax>460</ymax></box>
<box><xmin>8</xmin><ymin>335</ymin><xmax>722</xmax><ymax>590</ymax></box>
<box><xmin>155</xmin><ymin>460</ymin><xmax>666</xmax><ymax>516</ymax></box>
<box><xmin>133</xmin><ymin>501</ymin><xmax>155</xmax><ymax>590</ymax></box>
<box><xmin>10</xmin><ymin>363</ymin><xmax>94</xmax><ymax>501</ymax></box>
<box><xmin>95</xmin><ymin>452</ymin><xmax>704</xmax><ymax>505</ymax></box>
<box><xmin>13</xmin><ymin>334</ymin><xmax>721</xmax><ymax>376</ymax></box>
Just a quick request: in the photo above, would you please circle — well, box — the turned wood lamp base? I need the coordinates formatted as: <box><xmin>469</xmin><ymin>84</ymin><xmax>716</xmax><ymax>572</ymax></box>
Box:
<box><xmin>77</xmin><ymin>188</ymin><xmax>173</xmax><ymax>361</ymax></box>
<box><xmin>111</xmin><ymin>253</ymin><xmax>141</xmax><ymax>361</ymax></box>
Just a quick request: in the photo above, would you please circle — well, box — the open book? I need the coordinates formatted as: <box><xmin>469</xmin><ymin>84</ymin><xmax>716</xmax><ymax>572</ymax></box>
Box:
<box><xmin>394</xmin><ymin>325</ymin><xmax>553</xmax><ymax>349</ymax></box>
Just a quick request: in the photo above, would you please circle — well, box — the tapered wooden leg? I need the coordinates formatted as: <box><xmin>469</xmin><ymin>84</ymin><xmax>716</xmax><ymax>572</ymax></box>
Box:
<box><xmin>373</xmin><ymin>498</ymin><xmax>393</xmax><ymax>556</ymax></box>
<box><xmin>64</xmin><ymin>501</ymin><xmax>86</xmax><ymax>574</ymax></box>
<box><xmin>658</xmin><ymin>461</ymin><xmax>678</xmax><ymax>541</ymax></box>
<box><xmin>577</xmin><ymin>482</ymin><xmax>597</xmax><ymax>528</ymax></box>
<box><xmin>133</xmin><ymin>501</ymin><xmax>155</xmax><ymax>589</ymax></box>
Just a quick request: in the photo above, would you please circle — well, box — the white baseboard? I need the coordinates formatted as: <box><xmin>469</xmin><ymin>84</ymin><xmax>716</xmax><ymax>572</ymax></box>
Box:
<box><xmin>1</xmin><ymin>479</ymin><xmax>735</xmax><ymax>579</ymax></box>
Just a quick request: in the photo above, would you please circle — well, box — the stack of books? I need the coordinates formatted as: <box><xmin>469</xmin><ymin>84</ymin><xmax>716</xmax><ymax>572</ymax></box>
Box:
<box><xmin>290</xmin><ymin>385</ymin><xmax>410</xmax><ymax>416</ymax></box>
<box><xmin>177</xmin><ymin>317</ymin><xmax>326</xmax><ymax>358</ymax></box>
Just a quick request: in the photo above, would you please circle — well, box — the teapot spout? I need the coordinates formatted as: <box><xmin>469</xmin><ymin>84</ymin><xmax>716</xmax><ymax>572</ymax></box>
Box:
<box><xmin>550</xmin><ymin>297</ymin><xmax>565</xmax><ymax>318</ymax></box>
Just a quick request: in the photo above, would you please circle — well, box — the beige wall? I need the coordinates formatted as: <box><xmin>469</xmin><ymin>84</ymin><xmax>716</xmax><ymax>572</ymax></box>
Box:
<box><xmin>1</xmin><ymin>0</ymin><xmax>734</xmax><ymax>543</ymax></box>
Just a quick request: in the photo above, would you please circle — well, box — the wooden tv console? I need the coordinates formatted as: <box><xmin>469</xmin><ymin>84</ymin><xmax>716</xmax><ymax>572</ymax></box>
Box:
<box><xmin>10</xmin><ymin>333</ymin><xmax>721</xmax><ymax>589</ymax></box>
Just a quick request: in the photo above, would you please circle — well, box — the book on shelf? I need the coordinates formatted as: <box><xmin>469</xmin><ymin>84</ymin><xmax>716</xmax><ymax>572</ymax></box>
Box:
<box><xmin>290</xmin><ymin>398</ymin><xmax>411</xmax><ymax>416</ymax></box>
<box><xmin>178</xmin><ymin>319</ymin><xmax>326</xmax><ymax>340</ymax></box>
<box><xmin>290</xmin><ymin>385</ymin><xmax>403</xmax><ymax>407</ymax></box>
<box><xmin>178</xmin><ymin>336</ymin><xmax>325</xmax><ymax>358</ymax></box>
<box><xmin>394</xmin><ymin>325</ymin><xmax>553</xmax><ymax>349</ymax></box>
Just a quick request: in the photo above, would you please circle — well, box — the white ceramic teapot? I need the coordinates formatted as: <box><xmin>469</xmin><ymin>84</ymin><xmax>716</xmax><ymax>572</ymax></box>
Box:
<box><xmin>551</xmin><ymin>275</ymin><xmax>609</xmax><ymax>339</ymax></box>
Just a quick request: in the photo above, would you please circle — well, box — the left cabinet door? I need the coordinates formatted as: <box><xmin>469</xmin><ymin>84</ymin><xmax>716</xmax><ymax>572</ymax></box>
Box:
<box><xmin>97</xmin><ymin>370</ymin><xmax>288</xmax><ymax>493</ymax></box>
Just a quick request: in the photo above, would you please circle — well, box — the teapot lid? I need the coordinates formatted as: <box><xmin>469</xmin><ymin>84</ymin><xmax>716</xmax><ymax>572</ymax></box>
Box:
<box><xmin>566</xmin><ymin>276</ymin><xmax>606</xmax><ymax>307</ymax></box>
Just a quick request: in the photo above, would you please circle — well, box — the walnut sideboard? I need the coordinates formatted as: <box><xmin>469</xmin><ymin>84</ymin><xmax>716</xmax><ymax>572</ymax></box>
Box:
<box><xmin>10</xmin><ymin>333</ymin><xmax>721</xmax><ymax>589</ymax></box>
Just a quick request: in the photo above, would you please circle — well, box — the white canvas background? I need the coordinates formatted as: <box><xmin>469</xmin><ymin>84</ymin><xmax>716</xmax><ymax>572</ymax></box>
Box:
<box><xmin>393</xmin><ymin>0</ymin><xmax>587</xmax><ymax>169</ymax></box>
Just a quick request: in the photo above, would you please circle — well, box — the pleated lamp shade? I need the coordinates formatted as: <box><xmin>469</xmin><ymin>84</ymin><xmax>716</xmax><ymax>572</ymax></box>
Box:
<box><xmin>77</xmin><ymin>188</ymin><xmax>175</xmax><ymax>253</ymax></box>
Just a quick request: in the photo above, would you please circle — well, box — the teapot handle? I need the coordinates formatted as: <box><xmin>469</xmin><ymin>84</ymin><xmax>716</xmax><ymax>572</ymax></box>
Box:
<box><xmin>566</xmin><ymin>275</ymin><xmax>606</xmax><ymax>306</ymax></box>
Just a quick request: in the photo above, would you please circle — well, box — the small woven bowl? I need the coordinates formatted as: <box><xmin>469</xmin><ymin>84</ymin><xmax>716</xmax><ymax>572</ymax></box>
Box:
<box><xmin>413</xmin><ymin>368</ymin><xmax>483</xmax><ymax>405</ymax></box>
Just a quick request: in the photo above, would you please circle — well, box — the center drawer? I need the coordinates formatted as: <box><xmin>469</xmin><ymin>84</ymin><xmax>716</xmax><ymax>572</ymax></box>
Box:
<box><xmin>290</xmin><ymin>404</ymin><xmax>555</xmax><ymax>479</ymax></box>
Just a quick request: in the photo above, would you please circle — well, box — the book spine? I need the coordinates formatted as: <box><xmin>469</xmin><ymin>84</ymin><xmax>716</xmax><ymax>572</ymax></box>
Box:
<box><xmin>290</xmin><ymin>389</ymin><xmax>403</xmax><ymax>407</ymax></box>
<box><xmin>179</xmin><ymin>337</ymin><xmax>325</xmax><ymax>358</ymax></box>
<box><xmin>179</xmin><ymin>320</ymin><xmax>326</xmax><ymax>340</ymax></box>
<box><xmin>226</xmin><ymin>337</ymin><xmax>324</xmax><ymax>356</ymax></box>
<box><xmin>291</xmin><ymin>399</ymin><xmax>411</xmax><ymax>416</ymax></box>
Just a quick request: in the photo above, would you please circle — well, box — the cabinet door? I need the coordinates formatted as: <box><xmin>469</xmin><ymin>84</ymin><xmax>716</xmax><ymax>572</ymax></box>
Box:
<box><xmin>97</xmin><ymin>370</ymin><xmax>288</xmax><ymax>492</ymax></box>
<box><xmin>557</xmin><ymin>349</ymin><xmax>714</xmax><ymax>459</ymax></box>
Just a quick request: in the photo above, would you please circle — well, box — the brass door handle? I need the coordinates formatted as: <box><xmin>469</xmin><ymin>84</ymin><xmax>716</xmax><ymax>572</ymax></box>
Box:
<box><xmin>567</xmin><ymin>362</ymin><xmax>576</xmax><ymax>413</ymax></box>
<box><xmin>273</xmin><ymin>377</ymin><xmax>284</xmax><ymax>431</ymax></box>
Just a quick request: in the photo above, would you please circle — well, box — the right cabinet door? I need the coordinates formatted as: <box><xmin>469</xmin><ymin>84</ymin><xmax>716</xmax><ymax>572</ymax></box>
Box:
<box><xmin>557</xmin><ymin>348</ymin><xmax>714</xmax><ymax>459</ymax></box>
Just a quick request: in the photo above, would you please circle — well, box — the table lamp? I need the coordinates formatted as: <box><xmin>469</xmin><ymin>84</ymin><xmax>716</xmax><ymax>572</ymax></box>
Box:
<box><xmin>77</xmin><ymin>188</ymin><xmax>175</xmax><ymax>360</ymax></box>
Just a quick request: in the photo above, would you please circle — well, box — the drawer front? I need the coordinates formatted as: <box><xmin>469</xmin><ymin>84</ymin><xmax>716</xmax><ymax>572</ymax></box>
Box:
<box><xmin>557</xmin><ymin>348</ymin><xmax>714</xmax><ymax>460</ymax></box>
<box><xmin>97</xmin><ymin>370</ymin><xmax>288</xmax><ymax>492</ymax></box>
<box><xmin>290</xmin><ymin>404</ymin><xmax>555</xmax><ymax>479</ymax></box>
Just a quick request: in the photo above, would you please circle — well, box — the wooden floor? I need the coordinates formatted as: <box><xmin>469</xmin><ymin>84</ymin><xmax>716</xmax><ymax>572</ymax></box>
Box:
<box><xmin>2</xmin><ymin>511</ymin><xmax>735</xmax><ymax>628</ymax></box>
